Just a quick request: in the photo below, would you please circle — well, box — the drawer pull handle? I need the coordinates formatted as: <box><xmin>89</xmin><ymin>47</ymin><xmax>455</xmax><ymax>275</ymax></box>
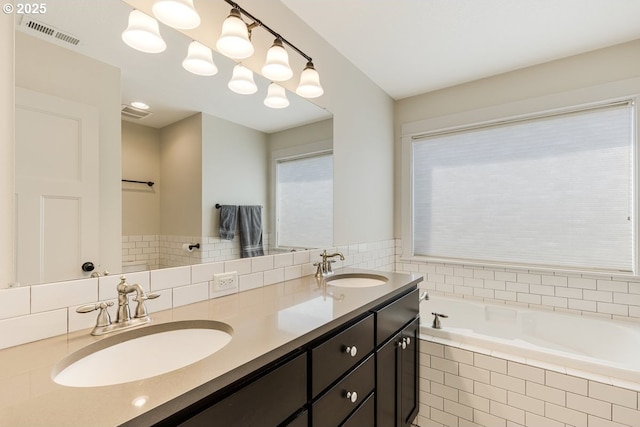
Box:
<box><xmin>346</xmin><ymin>391</ymin><xmax>358</xmax><ymax>403</ymax></box>
<box><xmin>344</xmin><ymin>345</ymin><xmax>358</xmax><ymax>357</ymax></box>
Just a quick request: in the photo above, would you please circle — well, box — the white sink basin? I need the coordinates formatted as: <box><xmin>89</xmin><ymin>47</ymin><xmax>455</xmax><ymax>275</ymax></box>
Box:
<box><xmin>53</xmin><ymin>320</ymin><xmax>233</xmax><ymax>387</ymax></box>
<box><xmin>325</xmin><ymin>273</ymin><xmax>388</xmax><ymax>288</ymax></box>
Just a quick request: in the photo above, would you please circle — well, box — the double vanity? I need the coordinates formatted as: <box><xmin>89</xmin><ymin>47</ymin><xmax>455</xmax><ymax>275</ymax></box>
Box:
<box><xmin>0</xmin><ymin>268</ymin><xmax>422</xmax><ymax>426</ymax></box>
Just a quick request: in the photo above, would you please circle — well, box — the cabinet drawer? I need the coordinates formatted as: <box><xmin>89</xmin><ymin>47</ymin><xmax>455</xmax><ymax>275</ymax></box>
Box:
<box><xmin>341</xmin><ymin>392</ymin><xmax>374</xmax><ymax>427</ymax></box>
<box><xmin>311</xmin><ymin>313</ymin><xmax>374</xmax><ymax>397</ymax></box>
<box><xmin>376</xmin><ymin>288</ymin><xmax>419</xmax><ymax>345</ymax></box>
<box><xmin>179</xmin><ymin>353</ymin><xmax>306</xmax><ymax>427</ymax></box>
<box><xmin>312</xmin><ymin>354</ymin><xmax>375</xmax><ymax>427</ymax></box>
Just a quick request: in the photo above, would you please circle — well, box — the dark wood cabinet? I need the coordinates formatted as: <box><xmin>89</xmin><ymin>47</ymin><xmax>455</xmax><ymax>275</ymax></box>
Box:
<box><xmin>399</xmin><ymin>319</ymin><xmax>419</xmax><ymax>426</ymax></box>
<box><xmin>177</xmin><ymin>353</ymin><xmax>307</xmax><ymax>427</ymax></box>
<box><xmin>148</xmin><ymin>283</ymin><xmax>420</xmax><ymax>427</ymax></box>
<box><xmin>375</xmin><ymin>291</ymin><xmax>420</xmax><ymax>427</ymax></box>
<box><xmin>310</xmin><ymin>313</ymin><xmax>374</xmax><ymax>397</ymax></box>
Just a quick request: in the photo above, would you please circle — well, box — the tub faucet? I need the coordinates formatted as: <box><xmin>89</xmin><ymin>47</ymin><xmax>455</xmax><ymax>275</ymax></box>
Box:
<box><xmin>431</xmin><ymin>312</ymin><xmax>448</xmax><ymax>329</ymax></box>
<box><xmin>315</xmin><ymin>250</ymin><xmax>345</xmax><ymax>278</ymax></box>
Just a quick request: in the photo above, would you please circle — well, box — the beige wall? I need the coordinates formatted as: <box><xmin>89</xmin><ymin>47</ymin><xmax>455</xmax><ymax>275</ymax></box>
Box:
<box><xmin>394</xmin><ymin>39</ymin><xmax>640</xmax><ymax>238</ymax></box>
<box><xmin>159</xmin><ymin>113</ymin><xmax>203</xmax><ymax>237</ymax></box>
<box><xmin>201</xmin><ymin>113</ymin><xmax>269</xmax><ymax>237</ymax></box>
<box><xmin>0</xmin><ymin>6</ymin><xmax>13</xmax><ymax>287</ymax></box>
<box><xmin>122</xmin><ymin>121</ymin><xmax>161</xmax><ymax>236</ymax></box>
<box><xmin>14</xmin><ymin>31</ymin><xmax>122</xmax><ymax>278</ymax></box>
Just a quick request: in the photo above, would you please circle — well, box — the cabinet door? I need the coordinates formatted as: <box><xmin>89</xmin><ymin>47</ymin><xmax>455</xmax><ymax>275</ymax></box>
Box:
<box><xmin>375</xmin><ymin>330</ymin><xmax>400</xmax><ymax>427</ymax></box>
<box><xmin>399</xmin><ymin>319</ymin><xmax>419</xmax><ymax>427</ymax></box>
<box><xmin>375</xmin><ymin>318</ymin><xmax>420</xmax><ymax>427</ymax></box>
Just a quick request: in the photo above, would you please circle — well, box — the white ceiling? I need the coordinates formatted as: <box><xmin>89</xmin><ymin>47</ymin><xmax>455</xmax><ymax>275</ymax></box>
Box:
<box><xmin>281</xmin><ymin>0</ymin><xmax>640</xmax><ymax>100</ymax></box>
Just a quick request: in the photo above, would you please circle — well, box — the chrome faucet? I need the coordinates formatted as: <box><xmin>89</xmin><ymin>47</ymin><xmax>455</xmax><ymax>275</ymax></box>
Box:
<box><xmin>76</xmin><ymin>276</ymin><xmax>159</xmax><ymax>336</ymax></box>
<box><xmin>314</xmin><ymin>250</ymin><xmax>345</xmax><ymax>278</ymax></box>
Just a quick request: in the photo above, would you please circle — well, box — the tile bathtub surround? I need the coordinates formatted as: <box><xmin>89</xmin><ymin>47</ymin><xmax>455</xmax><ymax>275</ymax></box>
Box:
<box><xmin>416</xmin><ymin>338</ymin><xmax>640</xmax><ymax>427</ymax></box>
<box><xmin>395</xmin><ymin>241</ymin><xmax>640</xmax><ymax>321</ymax></box>
<box><xmin>0</xmin><ymin>239</ymin><xmax>396</xmax><ymax>349</ymax></box>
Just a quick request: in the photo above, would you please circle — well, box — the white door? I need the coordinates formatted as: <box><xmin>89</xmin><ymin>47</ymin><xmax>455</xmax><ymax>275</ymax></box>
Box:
<box><xmin>15</xmin><ymin>88</ymin><xmax>99</xmax><ymax>286</ymax></box>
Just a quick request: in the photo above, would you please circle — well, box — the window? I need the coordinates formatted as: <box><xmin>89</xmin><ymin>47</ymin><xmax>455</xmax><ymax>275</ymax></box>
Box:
<box><xmin>276</xmin><ymin>152</ymin><xmax>333</xmax><ymax>248</ymax></box>
<box><xmin>411</xmin><ymin>101</ymin><xmax>635</xmax><ymax>272</ymax></box>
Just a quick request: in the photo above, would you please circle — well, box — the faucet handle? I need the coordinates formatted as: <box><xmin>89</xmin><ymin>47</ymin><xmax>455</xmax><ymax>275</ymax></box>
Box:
<box><xmin>77</xmin><ymin>301</ymin><xmax>114</xmax><ymax>313</ymax></box>
<box><xmin>132</xmin><ymin>292</ymin><xmax>160</xmax><ymax>319</ymax></box>
<box><xmin>77</xmin><ymin>301</ymin><xmax>114</xmax><ymax>328</ymax></box>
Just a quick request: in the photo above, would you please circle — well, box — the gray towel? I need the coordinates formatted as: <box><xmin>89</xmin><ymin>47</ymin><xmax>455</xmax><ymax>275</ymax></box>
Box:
<box><xmin>238</xmin><ymin>205</ymin><xmax>264</xmax><ymax>258</ymax></box>
<box><xmin>219</xmin><ymin>205</ymin><xmax>238</xmax><ymax>240</ymax></box>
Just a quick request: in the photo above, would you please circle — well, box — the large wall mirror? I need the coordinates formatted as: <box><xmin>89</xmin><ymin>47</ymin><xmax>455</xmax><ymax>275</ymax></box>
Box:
<box><xmin>13</xmin><ymin>0</ymin><xmax>333</xmax><ymax>288</ymax></box>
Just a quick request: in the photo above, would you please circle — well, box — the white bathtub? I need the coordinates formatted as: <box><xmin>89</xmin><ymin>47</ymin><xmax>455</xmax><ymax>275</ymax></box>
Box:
<box><xmin>420</xmin><ymin>295</ymin><xmax>640</xmax><ymax>384</ymax></box>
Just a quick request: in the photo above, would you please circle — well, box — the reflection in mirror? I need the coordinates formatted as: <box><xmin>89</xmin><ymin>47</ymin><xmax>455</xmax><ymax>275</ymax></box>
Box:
<box><xmin>13</xmin><ymin>0</ymin><xmax>332</xmax><ymax>288</ymax></box>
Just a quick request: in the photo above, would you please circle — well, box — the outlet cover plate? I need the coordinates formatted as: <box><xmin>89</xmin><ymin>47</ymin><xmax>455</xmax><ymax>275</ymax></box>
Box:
<box><xmin>212</xmin><ymin>271</ymin><xmax>238</xmax><ymax>292</ymax></box>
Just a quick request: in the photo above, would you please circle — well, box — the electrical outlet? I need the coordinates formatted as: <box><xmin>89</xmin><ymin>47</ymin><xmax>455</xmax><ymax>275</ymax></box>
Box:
<box><xmin>211</xmin><ymin>271</ymin><xmax>238</xmax><ymax>292</ymax></box>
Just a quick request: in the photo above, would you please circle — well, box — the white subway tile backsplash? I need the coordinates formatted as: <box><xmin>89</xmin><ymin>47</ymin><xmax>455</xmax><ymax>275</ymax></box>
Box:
<box><xmin>507</xmin><ymin>391</ymin><xmax>544</xmax><ymax>415</ymax></box>
<box><xmin>238</xmin><ymin>273</ymin><xmax>264</xmax><ymax>292</ymax></box>
<box><xmin>0</xmin><ymin>287</ymin><xmax>30</xmax><ymax>320</ymax></box>
<box><xmin>568</xmin><ymin>277</ymin><xmax>598</xmax><ymax>290</ymax></box>
<box><xmin>566</xmin><ymin>392</ymin><xmax>612</xmax><ymax>419</ymax></box>
<box><xmin>191</xmin><ymin>262</ymin><xmax>224</xmax><ymax>284</ymax></box>
<box><xmin>173</xmin><ymin>282</ymin><xmax>209</xmax><ymax>307</ymax></box>
<box><xmin>31</xmin><ymin>279</ymin><xmax>97</xmax><ymax>313</ymax></box>
<box><xmin>545</xmin><ymin>402</ymin><xmax>588</xmax><ymax>426</ymax></box>
<box><xmin>0</xmin><ymin>310</ymin><xmax>67</xmax><ymax>349</ymax></box>
<box><xmin>251</xmin><ymin>255</ymin><xmax>274</xmax><ymax>273</ymax></box>
<box><xmin>224</xmin><ymin>258</ymin><xmax>251</xmax><ymax>275</ymax></box>
<box><xmin>526</xmin><ymin>381</ymin><xmax>566</xmax><ymax>406</ymax></box>
<box><xmin>612</xmin><ymin>405</ymin><xmax>640</xmax><ymax>425</ymax></box>
<box><xmin>546</xmin><ymin>372</ymin><xmax>588</xmax><ymax>395</ymax></box>
<box><xmin>490</xmin><ymin>401</ymin><xmax>525</xmax><ymax>425</ymax></box>
<box><xmin>284</xmin><ymin>265</ymin><xmax>302</xmax><ymax>281</ymax></box>
<box><xmin>597</xmin><ymin>302</ymin><xmax>628</xmax><ymax>316</ymax></box>
<box><xmin>589</xmin><ymin>382</ymin><xmax>638</xmax><ymax>409</ymax></box>
<box><xmin>150</xmin><ymin>266</ymin><xmax>190</xmax><ymax>291</ymax></box>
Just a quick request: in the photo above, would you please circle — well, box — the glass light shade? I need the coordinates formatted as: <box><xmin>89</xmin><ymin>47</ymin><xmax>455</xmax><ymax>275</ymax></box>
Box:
<box><xmin>296</xmin><ymin>62</ymin><xmax>324</xmax><ymax>98</ymax></box>
<box><xmin>264</xmin><ymin>83</ymin><xmax>289</xmax><ymax>109</ymax></box>
<box><xmin>182</xmin><ymin>41</ymin><xmax>218</xmax><ymax>76</ymax></box>
<box><xmin>228</xmin><ymin>64</ymin><xmax>257</xmax><ymax>95</ymax></box>
<box><xmin>122</xmin><ymin>10</ymin><xmax>166</xmax><ymax>54</ymax></box>
<box><xmin>152</xmin><ymin>0</ymin><xmax>200</xmax><ymax>29</ymax></box>
<box><xmin>261</xmin><ymin>39</ymin><xmax>293</xmax><ymax>82</ymax></box>
<box><xmin>216</xmin><ymin>8</ymin><xmax>254</xmax><ymax>59</ymax></box>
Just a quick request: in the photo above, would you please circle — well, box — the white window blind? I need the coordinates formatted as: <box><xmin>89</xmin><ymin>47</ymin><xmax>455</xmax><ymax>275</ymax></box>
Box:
<box><xmin>412</xmin><ymin>102</ymin><xmax>635</xmax><ymax>272</ymax></box>
<box><xmin>277</xmin><ymin>152</ymin><xmax>333</xmax><ymax>248</ymax></box>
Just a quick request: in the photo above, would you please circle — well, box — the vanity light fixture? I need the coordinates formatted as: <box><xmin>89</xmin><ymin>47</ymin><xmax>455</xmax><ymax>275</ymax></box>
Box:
<box><xmin>130</xmin><ymin>101</ymin><xmax>150</xmax><ymax>110</ymax></box>
<box><xmin>228</xmin><ymin>64</ymin><xmax>258</xmax><ymax>95</ymax></box>
<box><xmin>152</xmin><ymin>0</ymin><xmax>200</xmax><ymax>30</ymax></box>
<box><xmin>121</xmin><ymin>10</ymin><xmax>166</xmax><ymax>53</ymax></box>
<box><xmin>216</xmin><ymin>7</ymin><xmax>255</xmax><ymax>59</ymax></box>
<box><xmin>183</xmin><ymin>41</ymin><xmax>218</xmax><ymax>76</ymax></box>
<box><xmin>261</xmin><ymin>38</ymin><xmax>293</xmax><ymax>82</ymax></box>
<box><xmin>264</xmin><ymin>83</ymin><xmax>289</xmax><ymax>109</ymax></box>
<box><xmin>122</xmin><ymin>1</ymin><xmax>324</xmax><ymax>104</ymax></box>
<box><xmin>296</xmin><ymin>62</ymin><xmax>324</xmax><ymax>98</ymax></box>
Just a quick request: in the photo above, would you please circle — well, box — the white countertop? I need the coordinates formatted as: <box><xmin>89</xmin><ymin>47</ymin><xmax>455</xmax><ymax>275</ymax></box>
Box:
<box><xmin>0</xmin><ymin>269</ymin><xmax>421</xmax><ymax>426</ymax></box>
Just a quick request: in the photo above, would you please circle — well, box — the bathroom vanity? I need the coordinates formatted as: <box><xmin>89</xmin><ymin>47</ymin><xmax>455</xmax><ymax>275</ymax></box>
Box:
<box><xmin>0</xmin><ymin>269</ymin><xmax>422</xmax><ymax>426</ymax></box>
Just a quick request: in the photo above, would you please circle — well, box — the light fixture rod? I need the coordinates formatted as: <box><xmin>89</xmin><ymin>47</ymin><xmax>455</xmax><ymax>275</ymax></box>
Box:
<box><xmin>223</xmin><ymin>0</ymin><xmax>312</xmax><ymax>63</ymax></box>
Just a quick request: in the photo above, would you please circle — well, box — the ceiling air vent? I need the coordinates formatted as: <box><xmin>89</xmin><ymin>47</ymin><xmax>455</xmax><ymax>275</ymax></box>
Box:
<box><xmin>19</xmin><ymin>17</ymin><xmax>81</xmax><ymax>47</ymax></box>
<box><xmin>121</xmin><ymin>105</ymin><xmax>153</xmax><ymax>120</ymax></box>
